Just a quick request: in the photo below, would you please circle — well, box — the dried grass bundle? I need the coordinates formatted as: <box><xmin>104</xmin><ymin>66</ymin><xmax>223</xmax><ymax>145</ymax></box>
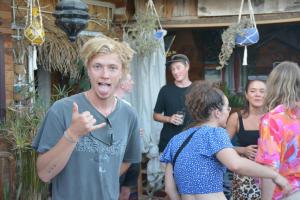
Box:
<box><xmin>36</xmin><ymin>17</ymin><xmax>90</xmax><ymax>79</ymax></box>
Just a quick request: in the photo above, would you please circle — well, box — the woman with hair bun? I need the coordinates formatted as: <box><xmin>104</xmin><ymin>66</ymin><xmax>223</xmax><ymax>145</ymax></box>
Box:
<box><xmin>160</xmin><ymin>81</ymin><xmax>291</xmax><ymax>200</ymax></box>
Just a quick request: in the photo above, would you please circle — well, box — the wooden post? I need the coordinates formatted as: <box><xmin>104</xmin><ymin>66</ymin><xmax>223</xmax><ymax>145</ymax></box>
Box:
<box><xmin>0</xmin><ymin>35</ymin><xmax>6</xmax><ymax>122</ymax></box>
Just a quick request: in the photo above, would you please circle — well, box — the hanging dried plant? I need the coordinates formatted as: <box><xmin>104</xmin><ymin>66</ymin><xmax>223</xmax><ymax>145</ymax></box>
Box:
<box><xmin>125</xmin><ymin>10</ymin><xmax>161</xmax><ymax>56</ymax></box>
<box><xmin>35</xmin><ymin>17</ymin><xmax>90</xmax><ymax>79</ymax></box>
<box><xmin>217</xmin><ymin>18</ymin><xmax>253</xmax><ymax>70</ymax></box>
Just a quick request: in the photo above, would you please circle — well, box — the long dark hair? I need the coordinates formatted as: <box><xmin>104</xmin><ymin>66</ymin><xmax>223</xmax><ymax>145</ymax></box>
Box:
<box><xmin>241</xmin><ymin>79</ymin><xmax>266</xmax><ymax>117</ymax></box>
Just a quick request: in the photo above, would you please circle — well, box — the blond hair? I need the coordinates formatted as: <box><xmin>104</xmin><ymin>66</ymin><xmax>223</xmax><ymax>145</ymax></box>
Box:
<box><xmin>265</xmin><ymin>61</ymin><xmax>300</xmax><ymax>111</ymax></box>
<box><xmin>79</xmin><ymin>36</ymin><xmax>135</xmax><ymax>75</ymax></box>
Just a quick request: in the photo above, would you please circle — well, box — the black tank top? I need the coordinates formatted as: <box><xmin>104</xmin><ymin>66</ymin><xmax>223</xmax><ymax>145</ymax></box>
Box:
<box><xmin>236</xmin><ymin>112</ymin><xmax>259</xmax><ymax>147</ymax></box>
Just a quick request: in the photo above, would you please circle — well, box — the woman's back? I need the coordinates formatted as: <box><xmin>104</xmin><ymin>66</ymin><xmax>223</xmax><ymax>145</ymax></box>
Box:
<box><xmin>161</xmin><ymin>126</ymin><xmax>232</xmax><ymax>195</ymax></box>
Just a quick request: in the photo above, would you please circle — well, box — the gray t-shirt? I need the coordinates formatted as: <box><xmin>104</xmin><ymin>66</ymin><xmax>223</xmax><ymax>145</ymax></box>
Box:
<box><xmin>32</xmin><ymin>93</ymin><xmax>141</xmax><ymax>200</ymax></box>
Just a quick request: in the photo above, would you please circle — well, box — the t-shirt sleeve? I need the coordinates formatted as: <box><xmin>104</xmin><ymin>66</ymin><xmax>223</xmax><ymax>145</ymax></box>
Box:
<box><xmin>154</xmin><ymin>87</ymin><xmax>165</xmax><ymax>113</ymax></box>
<box><xmin>204</xmin><ymin>127</ymin><xmax>233</xmax><ymax>156</ymax></box>
<box><xmin>32</xmin><ymin>106</ymin><xmax>66</xmax><ymax>153</ymax></box>
<box><xmin>123</xmin><ymin>112</ymin><xmax>142</xmax><ymax>163</ymax></box>
<box><xmin>255</xmin><ymin>114</ymin><xmax>281</xmax><ymax>169</ymax></box>
<box><xmin>160</xmin><ymin>138</ymin><xmax>175</xmax><ymax>163</ymax></box>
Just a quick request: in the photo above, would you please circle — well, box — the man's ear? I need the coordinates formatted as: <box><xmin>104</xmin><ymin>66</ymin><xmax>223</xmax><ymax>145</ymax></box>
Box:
<box><xmin>185</xmin><ymin>63</ymin><xmax>190</xmax><ymax>70</ymax></box>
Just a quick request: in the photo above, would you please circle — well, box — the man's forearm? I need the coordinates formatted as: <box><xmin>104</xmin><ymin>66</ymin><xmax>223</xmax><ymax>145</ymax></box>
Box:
<box><xmin>37</xmin><ymin>134</ymin><xmax>77</xmax><ymax>182</ymax></box>
<box><xmin>120</xmin><ymin>162</ymin><xmax>131</xmax><ymax>175</ymax></box>
<box><xmin>153</xmin><ymin>113</ymin><xmax>170</xmax><ymax>123</ymax></box>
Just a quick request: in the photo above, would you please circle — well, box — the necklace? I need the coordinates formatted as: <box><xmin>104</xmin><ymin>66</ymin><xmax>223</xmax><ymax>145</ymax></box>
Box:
<box><xmin>85</xmin><ymin>91</ymin><xmax>117</xmax><ymax>117</ymax></box>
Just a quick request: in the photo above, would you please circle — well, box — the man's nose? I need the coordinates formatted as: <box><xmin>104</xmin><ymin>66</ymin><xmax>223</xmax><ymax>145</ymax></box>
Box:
<box><xmin>101</xmin><ymin>67</ymin><xmax>110</xmax><ymax>77</ymax></box>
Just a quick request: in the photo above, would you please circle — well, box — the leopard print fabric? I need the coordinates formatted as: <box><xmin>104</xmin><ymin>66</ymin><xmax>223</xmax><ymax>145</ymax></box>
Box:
<box><xmin>230</xmin><ymin>173</ymin><xmax>261</xmax><ymax>200</ymax></box>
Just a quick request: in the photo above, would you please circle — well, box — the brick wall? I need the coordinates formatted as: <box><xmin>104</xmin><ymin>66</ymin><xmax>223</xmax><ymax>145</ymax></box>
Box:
<box><xmin>0</xmin><ymin>0</ymin><xmax>13</xmax><ymax>105</ymax></box>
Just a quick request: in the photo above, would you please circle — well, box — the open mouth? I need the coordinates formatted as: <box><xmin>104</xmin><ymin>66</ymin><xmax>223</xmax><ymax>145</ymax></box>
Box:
<box><xmin>98</xmin><ymin>82</ymin><xmax>111</xmax><ymax>94</ymax></box>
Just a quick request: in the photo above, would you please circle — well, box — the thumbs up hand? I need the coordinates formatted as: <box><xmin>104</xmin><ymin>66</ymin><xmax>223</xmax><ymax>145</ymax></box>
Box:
<box><xmin>67</xmin><ymin>102</ymin><xmax>106</xmax><ymax>139</ymax></box>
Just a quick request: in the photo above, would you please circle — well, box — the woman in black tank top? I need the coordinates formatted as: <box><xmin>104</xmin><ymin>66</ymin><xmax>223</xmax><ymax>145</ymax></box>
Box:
<box><xmin>226</xmin><ymin>79</ymin><xmax>266</xmax><ymax>200</ymax></box>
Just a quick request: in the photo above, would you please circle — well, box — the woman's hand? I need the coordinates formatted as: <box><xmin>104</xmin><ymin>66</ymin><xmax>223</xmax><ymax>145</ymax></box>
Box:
<box><xmin>243</xmin><ymin>145</ymin><xmax>258</xmax><ymax>160</ymax></box>
<box><xmin>273</xmin><ymin>173</ymin><xmax>292</xmax><ymax>195</ymax></box>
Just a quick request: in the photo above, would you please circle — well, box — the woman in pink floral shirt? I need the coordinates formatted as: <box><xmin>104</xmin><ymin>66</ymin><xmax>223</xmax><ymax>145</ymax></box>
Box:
<box><xmin>256</xmin><ymin>61</ymin><xmax>300</xmax><ymax>200</ymax></box>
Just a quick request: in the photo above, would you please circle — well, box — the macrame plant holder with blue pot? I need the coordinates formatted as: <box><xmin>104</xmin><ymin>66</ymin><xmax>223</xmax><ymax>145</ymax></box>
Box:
<box><xmin>235</xmin><ymin>0</ymin><xmax>259</xmax><ymax>66</ymax></box>
<box><xmin>146</xmin><ymin>0</ymin><xmax>167</xmax><ymax>41</ymax></box>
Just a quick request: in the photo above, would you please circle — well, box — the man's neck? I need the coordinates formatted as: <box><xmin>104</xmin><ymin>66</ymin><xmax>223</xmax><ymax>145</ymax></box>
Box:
<box><xmin>174</xmin><ymin>79</ymin><xmax>191</xmax><ymax>88</ymax></box>
<box><xmin>85</xmin><ymin>90</ymin><xmax>117</xmax><ymax>117</ymax></box>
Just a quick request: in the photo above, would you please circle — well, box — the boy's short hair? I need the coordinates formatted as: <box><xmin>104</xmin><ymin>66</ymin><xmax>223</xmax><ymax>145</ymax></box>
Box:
<box><xmin>80</xmin><ymin>36</ymin><xmax>135</xmax><ymax>75</ymax></box>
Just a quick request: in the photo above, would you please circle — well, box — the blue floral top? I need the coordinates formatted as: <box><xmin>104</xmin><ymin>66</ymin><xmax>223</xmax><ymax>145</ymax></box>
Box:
<box><xmin>160</xmin><ymin>126</ymin><xmax>233</xmax><ymax>194</ymax></box>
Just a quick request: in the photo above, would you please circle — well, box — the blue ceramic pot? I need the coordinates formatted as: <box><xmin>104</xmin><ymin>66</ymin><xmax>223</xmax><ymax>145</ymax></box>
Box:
<box><xmin>235</xmin><ymin>27</ymin><xmax>259</xmax><ymax>46</ymax></box>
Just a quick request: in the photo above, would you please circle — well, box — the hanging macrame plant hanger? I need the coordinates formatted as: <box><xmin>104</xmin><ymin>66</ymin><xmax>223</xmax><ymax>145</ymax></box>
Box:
<box><xmin>146</xmin><ymin>0</ymin><xmax>167</xmax><ymax>40</ymax></box>
<box><xmin>235</xmin><ymin>0</ymin><xmax>259</xmax><ymax>66</ymax></box>
<box><xmin>24</xmin><ymin>0</ymin><xmax>45</xmax><ymax>46</ymax></box>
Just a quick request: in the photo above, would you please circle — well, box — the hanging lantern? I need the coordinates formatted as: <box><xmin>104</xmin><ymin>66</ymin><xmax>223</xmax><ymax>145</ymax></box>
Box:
<box><xmin>24</xmin><ymin>0</ymin><xmax>45</xmax><ymax>45</ymax></box>
<box><xmin>53</xmin><ymin>0</ymin><xmax>89</xmax><ymax>42</ymax></box>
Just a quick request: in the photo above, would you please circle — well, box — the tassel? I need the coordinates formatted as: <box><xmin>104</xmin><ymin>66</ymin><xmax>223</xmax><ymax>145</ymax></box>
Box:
<box><xmin>33</xmin><ymin>46</ymin><xmax>38</xmax><ymax>70</ymax></box>
<box><xmin>242</xmin><ymin>46</ymin><xmax>248</xmax><ymax>66</ymax></box>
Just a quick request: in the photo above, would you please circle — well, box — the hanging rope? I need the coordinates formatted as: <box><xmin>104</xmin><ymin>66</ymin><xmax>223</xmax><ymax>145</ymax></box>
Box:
<box><xmin>236</xmin><ymin>0</ymin><xmax>259</xmax><ymax>66</ymax></box>
<box><xmin>147</xmin><ymin>0</ymin><xmax>167</xmax><ymax>40</ymax></box>
<box><xmin>24</xmin><ymin>0</ymin><xmax>45</xmax><ymax>46</ymax></box>
<box><xmin>146</xmin><ymin>0</ymin><xmax>162</xmax><ymax>30</ymax></box>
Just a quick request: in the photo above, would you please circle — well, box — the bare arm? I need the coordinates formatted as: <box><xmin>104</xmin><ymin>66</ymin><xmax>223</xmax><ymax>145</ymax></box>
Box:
<box><xmin>37</xmin><ymin>132</ymin><xmax>77</xmax><ymax>182</ymax></box>
<box><xmin>261</xmin><ymin>178</ymin><xmax>276</xmax><ymax>200</ymax></box>
<box><xmin>36</xmin><ymin>102</ymin><xmax>105</xmax><ymax>182</ymax></box>
<box><xmin>120</xmin><ymin>162</ymin><xmax>131</xmax><ymax>175</ymax></box>
<box><xmin>226</xmin><ymin>112</ymin><xmax>257</xmax><ymax>160</ymax></box>
<box><xmin>153</xmin><ymin>112</ymin><xmax>183</xmax><ymax>126</ymax></box>
<box><xmin>153</xmin><ymin>112</ymin><xmax>171</xmax><ymax>123</ymax></box>
<box><xmin>216</xmin><ymin>148</ymin><xmax>290</xmax><ymax>193</ymax></box>
<box><xmin>165</xmin><ymin>163</ymin><xmax>181</xmax><ymax>200</ymax></box>
<box><xmin>226</xmin><ymin>112</ymin><xmax>238</xmax><ymax>139</ymax></box>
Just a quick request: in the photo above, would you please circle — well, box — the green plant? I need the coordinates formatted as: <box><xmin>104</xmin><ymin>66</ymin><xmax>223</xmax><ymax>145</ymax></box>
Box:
<box><xmin>218</xmin><ymin>18</ymin><xmax>253</xmax><ymax>70</ymax></box>
<box><xmin>228</xmin><ymin>94</ymin><xmax>244</xmax><ymax>108</ymax></box>
<box><xmin>0</xmin><ymin>99</ymin><xmax>49</xmax><ymax>200</ymax></box>
<box><xmin>51</xmin><ymin>84</ymin><xmax>73</xmax><ymax>102</ymax></box>
<box><xmin>3</xmin><ymin>181</ymin><xmax>10</xmax><ymax>200</ymax></box>
<box><xmin>221</xmin><ymin>82</ymin><xmax>244</xmax><ymax>108</ymax></box>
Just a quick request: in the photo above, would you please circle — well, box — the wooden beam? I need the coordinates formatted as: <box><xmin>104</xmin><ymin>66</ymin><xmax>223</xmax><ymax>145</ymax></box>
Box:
<box><xmin>161</xmin><ymin>12</ymin><xmax>300</xmax><ymax>28</ymax></box>
<box><xmin>0</xmin><ymin>35</ymin><xmax>6</xmax><ymax>122</ymax></box>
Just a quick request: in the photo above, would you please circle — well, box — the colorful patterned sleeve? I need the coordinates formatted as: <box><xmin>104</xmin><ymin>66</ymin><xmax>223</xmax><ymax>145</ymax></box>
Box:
<box><xmin>255</xmin><ymin>113</ymin><xmax>281</xmax><ymax>170</ymax></box>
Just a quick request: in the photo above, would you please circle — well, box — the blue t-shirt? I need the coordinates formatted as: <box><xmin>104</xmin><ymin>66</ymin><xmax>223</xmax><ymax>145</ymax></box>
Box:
<box><xmin>32</xmin><ymin>93</ymin><xmax>141</xmax><ymax>200</ymax></box>
<box><xmin>160</xmin><ymin>126</ymin><xmax>233</xmax><ymax>194</ymax></box>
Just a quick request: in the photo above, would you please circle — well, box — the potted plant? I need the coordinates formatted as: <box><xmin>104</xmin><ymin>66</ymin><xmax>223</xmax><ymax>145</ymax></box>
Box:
<box><xmin>218</xmin><ymin>0</ymin><xmax>259</xmax><ymax>69</ymax></box>
<box><xmin>1</xmin><ymin>100</ymin><xmax>49</xmax><ymax>200</ymax></box>
<box><xmin>124</xmin><ymin>0</ymin><xmax>165</xmax><ymax>56</ymax></box>
<box><xmin>217</xmin><ymin>18</ymin><xmax>254</xmax><ymax>70</ymax></box>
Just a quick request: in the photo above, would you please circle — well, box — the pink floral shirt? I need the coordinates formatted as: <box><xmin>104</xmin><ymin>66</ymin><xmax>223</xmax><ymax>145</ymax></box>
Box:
<box><xmin>256</xmin><ymin>104</ymin><xmax>300</xmax><ymax>200</ymax></box>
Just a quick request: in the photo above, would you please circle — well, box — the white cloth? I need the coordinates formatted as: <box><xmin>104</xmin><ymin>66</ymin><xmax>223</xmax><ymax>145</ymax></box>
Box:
<box><xmin>125</xmin><ymin>41</ymin><xmax>166</xmax><ymax>191</ymax></box>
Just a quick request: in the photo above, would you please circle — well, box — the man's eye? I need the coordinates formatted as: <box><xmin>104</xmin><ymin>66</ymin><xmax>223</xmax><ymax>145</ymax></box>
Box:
<box><xmin>93</xmin><ymin>65</ymin><xmax>103</xmax><ymax>70</ymax></box>
<box><xmin>109</xmin><ymin>66</ymin><xmax>117</xmax><ymax>71</ymax></box>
